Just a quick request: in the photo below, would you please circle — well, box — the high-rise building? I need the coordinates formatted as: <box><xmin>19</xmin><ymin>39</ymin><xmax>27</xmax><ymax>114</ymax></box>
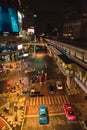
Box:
<box><xmin>63</xmin><ymin>3</ymin><xmax>87</xmax><ymax>40</ymax></box>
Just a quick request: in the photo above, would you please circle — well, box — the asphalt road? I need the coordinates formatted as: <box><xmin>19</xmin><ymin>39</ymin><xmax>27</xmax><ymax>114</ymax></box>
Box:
<box><xmin>22</xmin><ymin>53</ymin><xmax>85</xmax><ymax>130</ymax></box>
<box><xmin>22</xmin><ymin>115</ymin><xmax>83</xmax><ymax>130</ymax></box>
<box><xmin>0</xmin><ymin>51</ymin><xmax>87</xmax><ymax>130</ymax></box>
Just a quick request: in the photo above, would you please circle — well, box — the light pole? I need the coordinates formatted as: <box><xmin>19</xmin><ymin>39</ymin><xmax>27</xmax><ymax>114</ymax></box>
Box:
<box><xmin>33</xmin><ymin>14</ymin><xmax>37</xmax><ymax>42</ymax></box>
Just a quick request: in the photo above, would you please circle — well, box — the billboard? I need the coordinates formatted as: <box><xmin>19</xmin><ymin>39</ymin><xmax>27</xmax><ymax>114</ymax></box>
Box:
<box><xmin>28</xmin><ymin>28</ymin><xmax>34</xmax><ymax>34</ymax></box>
<box><xmin>0</xmin><ymin>6</ymin><xmax>19</xmax><ymax>33</ymax></box>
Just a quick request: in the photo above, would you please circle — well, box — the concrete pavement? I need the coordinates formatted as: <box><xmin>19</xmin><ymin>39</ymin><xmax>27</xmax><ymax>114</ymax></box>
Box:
<box><xmin>0</xmin><ymin>61</ymin><xmax>29</xmax><ymax>130</ymax></box>
<box><xmin>0</xmin><ymin>58</ymin><xmax>87</xmax><ymax>130</ymax></box>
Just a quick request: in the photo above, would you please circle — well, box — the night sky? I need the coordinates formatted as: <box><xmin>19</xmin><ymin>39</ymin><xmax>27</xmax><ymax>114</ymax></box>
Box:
<box><xmin>28</xmin><ymin>0</ymin><xmax>85</xmax><ymax>34</ymax></box>
<box><xmin>29</xmin><ymin>0</ymin><xmax>83</xmax><ymax>13</ymax></box>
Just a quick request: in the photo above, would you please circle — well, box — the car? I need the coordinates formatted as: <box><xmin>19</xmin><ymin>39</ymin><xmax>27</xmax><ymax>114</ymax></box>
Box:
<box><xmin>49</xmin><ymin>85</ymin><xmax>55</xmax><ymax>94</ymax></box>
<box><xmin>30</xmin><ymin>87</ymin><xmax>36</xmax><ymax>94</ymax></box>
<box><xmin>63</xmin><ymin>102</ymin><xmax>76</xmax><ymax>121</ymax></box>
<box><xmin>38</xmin><ymin>105</ymin><xmax>48</xmax><ymax>124</ymax></box>
<box><xmin>56</xmin><ymin>80</ymin><xmax>63</xmax><ymax>90</ymax></box>
<box><xmin>22</xmin><ymin>90</ymin><xmax>30</xmax><ymax>94</ymax></box>
<box><xmin>30</xmin><ymin>91</ymin><xmax>41</xmax><ymax>97</ymax></box>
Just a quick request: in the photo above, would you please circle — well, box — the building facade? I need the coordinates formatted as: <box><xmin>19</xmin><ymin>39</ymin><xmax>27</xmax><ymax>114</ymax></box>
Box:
<box><xmin>63</xmin><ymin>7</ymin><xmax>87</xmax><ymax>40</ymax></box>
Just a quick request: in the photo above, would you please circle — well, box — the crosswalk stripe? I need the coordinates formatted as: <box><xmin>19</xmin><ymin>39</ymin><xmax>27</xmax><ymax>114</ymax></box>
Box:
<box><xmin>29</xmin><ymin>95</ymin><xmax>69</xmax><ymax>106</ymax></box>
<box><xmin>62</xmin><ymin>95</ymin><xmax>66</xmax><ymax>103</ymax></box>
<box><xmin>56</xmin><ymin>96</ymin><xmax>60</xmax><ymax>104</ymax></box>
<box><xmin>36</xmin><ymin>96</ymin><xmax>38</xmax><ymax>105</ymax></box>
<box><xmin>33</xmin><ymin>97</ymin><xmax>35</xmax><ymax>105</ymax></box>
<box><xmin>59</xmin><ymin>96</ymin><xmax>63</xmax><ymax>104</ymax></box>
<box><xmin>65</xmin><ymin>95</ymin><xmax>69</xmax><ymax>102</ymax></box>
<box><xmin>50</xmin><ymin>96</ymin><xmax>54</xmax><ymax>104</ymax></box>
<box><xmin>54</xmin><ymin>96</ymin><xmax>57</xmax><ymax>104</ymax></box>
<box><xmin>45</xmin><ymin>96</ymin><xmax>48</xmax><ymax>104</ymax></box>
<box><xmin>30</xmin><ymin>98</ymin><xmax>32</xmax><ymax>106</ymax></box>
<box><xmin>48</xmin><ymin>96</ymin><xmax>51</xmax><ymax>104</ymax></box>
<box><xmin>58</xmin><ymin>106</ymin><xmax>62</xmax><ymax>111</ymax></box>
<box><xmin>39</xmin><ymin>97</ymin><xmax>42</xmax><ymax>104</ymax></box>
<box><xmin>42</xmin><ymin>96</ymin><xmax>45</xmax><ymax>104</ymax></box>
<box><xmin>42</xmin><ymin>96</ymin><xmax>43</xmax><ymax>104</ymax></box>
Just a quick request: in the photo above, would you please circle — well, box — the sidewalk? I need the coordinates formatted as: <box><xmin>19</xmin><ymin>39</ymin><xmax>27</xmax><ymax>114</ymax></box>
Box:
<box><xmin>0</xmin><ymin>61</ymin><xmax>29</xmax><ymax>130</ymax></box>
<box><xmin>0</xmin><ymin>89</ymin><xmax>27</xmax><ymax>130</ymax></box>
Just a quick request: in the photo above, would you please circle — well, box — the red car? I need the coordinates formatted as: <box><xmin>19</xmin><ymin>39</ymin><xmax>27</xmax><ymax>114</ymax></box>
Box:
<box><xmin>63</xmin><ymin>102</ymin><xmax>76</xmax><ymax>121</ymax></box>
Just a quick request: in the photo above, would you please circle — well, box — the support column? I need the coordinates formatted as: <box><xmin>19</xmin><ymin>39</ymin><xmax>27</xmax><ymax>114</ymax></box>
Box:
<box><xmin>66</xmin><ymin>76</ymin><xmax>73</xmax><ymax>89</ymax></box>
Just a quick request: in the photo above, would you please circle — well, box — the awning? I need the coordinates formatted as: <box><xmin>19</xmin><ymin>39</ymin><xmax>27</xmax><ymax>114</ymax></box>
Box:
<box><xmin>58</xmin><ymin>54</ymin><xmax>74</xmax><ymax>64</ymax></box>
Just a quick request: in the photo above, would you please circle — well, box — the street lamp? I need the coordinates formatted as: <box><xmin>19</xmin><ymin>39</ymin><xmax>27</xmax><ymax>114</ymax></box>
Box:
<box><xmin>14</xmin><ymin>102</ymin><xmax>18</xmax><ymax>121</ymax></box>
<box><xmin>33</xmin><ymin>14</ymin><xmax>37</xmax><ymax>42</ymax></box>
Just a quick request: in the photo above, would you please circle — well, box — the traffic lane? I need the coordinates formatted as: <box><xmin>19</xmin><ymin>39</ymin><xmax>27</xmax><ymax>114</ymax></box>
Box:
<box><xmin>30</xmin><ymin>54</ymin><xmax>62</xmax><ymax>80</ymax></box>
<box><xmin>25</xmin><ymin>104</ymin><xmax>64</xmax><ymax>115</ymax></box>
<box><xmin>26</xmin><ymin>55</ymin><xmax>66</xmax><ymax>95</ymax></box>
<box><xmin>22</xmin><ymin>115</ymin><xmax>83</xmax><ymax>130</ymax></box>
<box><xmin>42</xmin><ymin>55</ymin><xmax>66</xmax><ymax>79</ymax></box>
<box><xmin>25</xmin><ymin>93</ymin><xmax>69</xmax><ymax>116</ymax></box>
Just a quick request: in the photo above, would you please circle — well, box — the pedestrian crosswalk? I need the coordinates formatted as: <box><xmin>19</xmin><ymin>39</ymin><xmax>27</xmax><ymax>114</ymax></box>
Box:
<box><xmin>66</xmin><ymin>88</ymin><xmax>81</xmax><ymax>95</ymax></box>
<box><xmin>28</xmin><ymin>95</ymin><xmax>69</xmax><ymax>106</ymax></box>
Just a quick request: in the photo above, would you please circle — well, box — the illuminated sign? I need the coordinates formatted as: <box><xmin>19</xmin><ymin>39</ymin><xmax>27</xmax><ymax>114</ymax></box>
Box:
<box><xmin>17</xmin><ymin>44</ymin><xmax>23</xmax><ymax>50</ymax></box>
<box><xmin>27</xmin><ymin>28</ymin><xmax>34</xmax><ymax>34</ymax></box>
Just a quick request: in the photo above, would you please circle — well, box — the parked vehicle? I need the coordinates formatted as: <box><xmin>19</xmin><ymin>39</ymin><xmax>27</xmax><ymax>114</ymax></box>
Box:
<box><xmin>22</xmin><ymin>90</ymin><xmax>30</xmax><ymax>94</ymax></box>
<box><xmin>30</xmin><ymin>87</ymin><xmax>36</xmax><ymax>94</ymax></box>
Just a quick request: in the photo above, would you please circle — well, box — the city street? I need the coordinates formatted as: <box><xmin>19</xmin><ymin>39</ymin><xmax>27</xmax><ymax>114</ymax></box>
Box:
<box><xmin>0</xmin><ymin>1</ymin><xmax>87</xmax><ymax>129</ymax></box>
<box><xmin>0</xmin><ymin>51</ymin><xmax>87</xmax><ymax>130</ymax></box>
<box><xmin>22</xmin><ymin>115</ymin><xmax>83</xmax><ymax>130</ymax></box>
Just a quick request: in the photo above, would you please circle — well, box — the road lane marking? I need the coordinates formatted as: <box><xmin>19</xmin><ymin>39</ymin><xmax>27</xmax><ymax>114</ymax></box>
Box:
<box><xmin>54</xmin><ymin>96</ymin><xmax>57</xmax><ymax>104</ymax></box>
<box><xmin>33</xmin><ymin>97</ymin><xmax>35</xmax><ymax>106</ymax></box>
<box><xmin>62</xmin><ymin>95</ymin><xmax>66</xmax><ymax>103</ymax></box>
<box><xmin>39</xmin><ymin>97</ymin><xmax>41</xmax><ymax>104</ymax></box>
<box><xmin>24</xmin><ymin>112</ymin><xmax>65</xmax><ymax>117</ymax></box>
<box><xmin>29</xmin><ymin>98</ymin><xmax>32</xmax><ymax>106</ymax></box>
<box><xmin>65</xmin><ymin>95</ymin><xmax>69</xmax><ymax>102</ymax></box>
<box><xmin>50</xmin><ymin>96</ymin><xmax>54</xmax><ymax>104</ymax></box>
<box><xmin>45</xmin><ymin>96</ymin><xmax>48</xmax><ymax>104</ymax></box>
<box><xmin>59</xmin><ymin>96</ymin><xmax>63</xmax><ymax>104</ymax></box>
<box><xmin>56</xmin><ymin>96</ymin><xmax>60</xmax><ymax>104</ymax></box>
<box><xmin>36</xmin><ymin>96</ymin><xmax>38</xmax><ymax>105</ymax></box>
<box><xmin>28</xmin><ymin>95</ymin><xmax>69</xmax><ymax>106</ymax></box>
<box><xmin>48</xmin><ymin>96</ymin><xmax>51</xmax><ymax>104</ymax></box>
<box><xmin>42</xmin><ymin>96</ymin><xmax>45</xmax><ymax>105</ymax></box>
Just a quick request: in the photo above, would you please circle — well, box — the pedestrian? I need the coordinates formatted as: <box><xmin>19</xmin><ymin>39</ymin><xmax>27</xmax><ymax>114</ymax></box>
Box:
<box><xmin>40</xmin><ymin>81</ymin><xmax>42</xmax><ymax>86</ymax></box>
<box><xmin>20</xmin><ymin>79</ymin><xmax>22</xmax><ymax>84</ymax></box>
<box><xmin>15</xmin><ymin>82</ymin><xmax>17</xmax><ymax>86</ymax></box>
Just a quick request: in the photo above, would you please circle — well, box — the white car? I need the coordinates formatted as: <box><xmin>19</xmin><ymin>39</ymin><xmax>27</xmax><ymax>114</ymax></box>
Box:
<box><xmin>56</xmin><ymin>80</ymin><xmax>63</xmax><ymax>90</ymax></box>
